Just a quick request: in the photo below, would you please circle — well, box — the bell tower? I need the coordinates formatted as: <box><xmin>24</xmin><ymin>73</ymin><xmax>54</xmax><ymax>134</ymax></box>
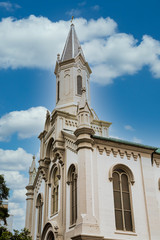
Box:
<box><xmin>54</xmin><ymin>23</ymin><xmax>92</xmax><ymax>115</ymax></box>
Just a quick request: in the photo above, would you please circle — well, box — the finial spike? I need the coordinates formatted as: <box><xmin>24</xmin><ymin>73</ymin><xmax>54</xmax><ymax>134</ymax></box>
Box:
<box><xmin>71</xmin><ymin>16</ymin><xmax>74</xmax><ymax>24</ymax></box>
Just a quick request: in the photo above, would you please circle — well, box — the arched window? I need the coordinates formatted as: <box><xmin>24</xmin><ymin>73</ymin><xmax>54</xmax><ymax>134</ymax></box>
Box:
<box><xmin>112</xmin><ymin>168</ymin><xmax>133</xmax><ymax>231</ymax></box>
<box><xmin>47</xmin><ymin>231</ymin><xmax>54</xmax><ymax>240</ymax></box>
<box><xmin>36</xmin><ymin>193</ymin><xmax>43</xmax><ymax>237</ymax></box>
<box><xmin>51</xmin><ymin>167</ymin><xmax>59</xmax><ymax>215</ymax></box>
<box><xmin>77</xmin><ymin>75</ymin><xmax>82</xmax><ymax>95</ymax></box>
<box><xmin>67</xmin><ymin>165</ymin><xmax>77</xmax><ymax>225</ymax></box>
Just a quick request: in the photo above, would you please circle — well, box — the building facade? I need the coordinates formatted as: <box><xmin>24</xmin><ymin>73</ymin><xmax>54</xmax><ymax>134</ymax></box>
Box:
<box><xmin>25</xmin><ymin>24</ymin><xmax>160</xmax><ymax>240</ymax></box>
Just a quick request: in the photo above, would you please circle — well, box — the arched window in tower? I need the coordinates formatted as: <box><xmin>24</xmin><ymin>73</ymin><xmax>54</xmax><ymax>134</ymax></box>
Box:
<box><xmin>68</xmin><ymin>164</ymin><xmax>77</xmax><ymax>225</ymax></box>
<box><xmin>57</xmin><ymin>81</ymin><xmax>60</xmax><ymax>102</ymax></box>
<box><xmin>112</xmin><ymin>168</ymin><xmax>133</xmax><ymax>231</ymax></box>
<box><xmin>36</xmin><ymin>193</ymin><xmax>43</xmax><ymax>237</ymax></box>
<box><xmin>51</xmin><ymin>167</ymin><xmax>59</xmax><ymax>215</ymax></box>
<box><xmin>77</xmin><ymin>75</ymin><xmax>82</xmax><ymax>95</ymax></box>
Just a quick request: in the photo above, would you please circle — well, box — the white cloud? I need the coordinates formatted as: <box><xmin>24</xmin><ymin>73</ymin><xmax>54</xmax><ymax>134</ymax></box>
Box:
<box><xmin>0</xmin><ymin>170</ymin><xmax>28</xmax><ymax>189</ymax></box>
<box><xmin>0</xmin><ymin>169</ymin><xmax>28</xmax><ymax>230</ymax></box>
<box><xmin>0</xmin><ymin>2</ymin><xmax>20</xmax><ymax>11</ymax></box>
<box><xmin>8</xmin><ymin>201</ymin><xmax>26</xmax><ymax>230</ymax></box>
<box><xmin>0</xmin><ymin>147</ymin><xmax>32</xmax><ymax>170</ymax></box>
<box><xmin>0</xmin><ymin>106</ymin><xmax>47</xmax><ymax>141</ymax></box>
<box><xmin>124</xmin><ymin>125</ymin><xmax>134</xmax><ymax>131</ymax></box>
<box><xmin>11</xmin><ymin>189</ymin><xmax>26</xmax><ymax>202</ymax></box>
<box><xmin>0</xmin><ymin>16</ymin><xmax>160</xmax><ymax>84</ymax></box>
<box><xmin>0</xmin><ymin>16</ymin><xmax>116</xmax><ymax>70</ymax></box>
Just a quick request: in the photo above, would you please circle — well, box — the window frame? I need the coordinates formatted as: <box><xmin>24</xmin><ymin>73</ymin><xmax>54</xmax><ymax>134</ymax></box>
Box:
<box><xmin>36</xmin><ymin>193</ymin><xmax>43</xmax><ymax>237</ymax></box>
<box><xmin>51</xmin><ymin>167</ymin><xmax>60</xmax><ymax>215</ymax></box>
<box><xmin>109</xmin><ymin>164</ymin><xmax>135</xmax><ymax>233</ymax></box>
<box><xmin>67</xmin><ymin>164</ymin><xmax>78</xmax><ymax>227</ymax></box>
<box><xmin>77</xmin><ymin>75</ymin><xmax>82</xmax><ymax>95</ymax></box>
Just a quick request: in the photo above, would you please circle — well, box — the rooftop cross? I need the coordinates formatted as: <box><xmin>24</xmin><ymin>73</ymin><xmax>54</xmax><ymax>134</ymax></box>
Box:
<box><xmin>71</xmin><ymin>16</ymin><xmax>74</xmax><ymax>24</ymax></box>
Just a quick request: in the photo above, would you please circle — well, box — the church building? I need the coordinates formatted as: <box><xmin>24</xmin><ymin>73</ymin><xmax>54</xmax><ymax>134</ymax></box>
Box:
<box><xmin>25</xmin><ymin>23</ymin><xmax>160</xmax><ymax>240</ymax></box>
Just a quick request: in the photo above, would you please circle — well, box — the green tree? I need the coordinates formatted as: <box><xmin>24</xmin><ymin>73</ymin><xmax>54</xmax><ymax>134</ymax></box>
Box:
<box><xmin>0</xmin><ymin>175</ymin><xmax>10</xmax><ymax>225</ymax></box>
<box><xmin>0</xmin><ymin>227</ymin><xmax>32</xmax><ymax>240</ymax></box>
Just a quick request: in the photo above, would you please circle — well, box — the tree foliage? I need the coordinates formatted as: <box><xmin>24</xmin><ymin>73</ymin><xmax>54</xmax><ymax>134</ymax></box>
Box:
<box><xmin>0</xmin><ymin>175</ymin><xmax>10</xmax><ymax>225</ymax></box>
<box><xmin>0</xmin><ymin>227</ymin><xmax>32</xmax><ymax>240</ymax></box>
<box><xmin>0</xmin><ymin>175</ymin><xmax>9</xmax><ymax>202</ymax></box>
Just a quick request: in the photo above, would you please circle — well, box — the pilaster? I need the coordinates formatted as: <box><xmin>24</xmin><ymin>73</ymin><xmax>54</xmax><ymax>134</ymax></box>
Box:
<box><xmin>25</xmin><ymin>185</ymin><xmax>34</xmax><ymax>234</ymax></box>
<box><xmin>74</xmin><ymin>126</ymin><xmax>100</xmax><ymax>235</ymax></box>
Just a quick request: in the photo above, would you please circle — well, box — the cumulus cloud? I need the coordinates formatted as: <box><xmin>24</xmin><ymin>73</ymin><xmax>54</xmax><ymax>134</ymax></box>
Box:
<box><xmin>0</xmin><ymin>106</ymin><xmax>47</xmax><ymax>141</ymax></box>
<box><xmin>0</xmin><ymin>148</ymin><xmax>32</xmax><ymax>170</ymax></box>
<box><xmin>0</xmin><ymin>16</ymin><xmax>160</xmax><ymax>84</ymax></box>
<box><xmin>0</xmin><ymin>16</ymin><xmax>116</xmax><ymax>70</ymax></box>
<box><xmin>0</xmin><ymin>170</ymin><xmax>28</xmax><ymax>189</ymax></box>
<box><xmin>11</xmin><ymin>189</ymin><xmax>26</xmax><ymax>202</ymax></box>
<box><xmin>8</xmin><ymin>202</ymin><xmax>25</xmax><ymax>230</ymax></box>
<box><xmin>0</xmin><ymin>147</ymin><xmax>34</xmax><ymax>230</ymax></box>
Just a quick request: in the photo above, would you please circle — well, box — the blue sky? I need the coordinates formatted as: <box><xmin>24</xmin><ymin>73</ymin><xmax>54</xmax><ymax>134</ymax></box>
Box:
<box><xmin>0</xmin><ymin>0</ymin><xmax>160</xmax><ymax>231</ymax></box>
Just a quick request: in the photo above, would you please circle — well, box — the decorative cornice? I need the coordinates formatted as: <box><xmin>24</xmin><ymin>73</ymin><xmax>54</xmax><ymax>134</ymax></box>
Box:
<box><xmin>97</xmin><ymin>145</ymin><xmax>140</xmax><ymax>161</ymax></box>
<box><xmin>65</xmin><ymin>137</ymin><xmax>77</xmax><ymax>153</ymax></box>
<box><xmin>51</xmin><ymin>109</ymin><xmax>76</xmax><ymax>124</ymax></box>
<box><xmin>74</xmin><ymin>127</ymin><xmax>95</xmax><ymax>137</ymax></box>
<box><xmin>93</xmin><ymin>136</ymin><xmax>154</xmax><ymax>155</ymax></box>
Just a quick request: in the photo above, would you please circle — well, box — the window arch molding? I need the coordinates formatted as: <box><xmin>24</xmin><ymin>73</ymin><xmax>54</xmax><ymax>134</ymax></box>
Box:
<box><xmin>67</xmin><ymin>163</ymin><xmax>78</xmax><ymax>184</ymax></box>
<box><xmin>48</xmin><ymin>163</ymin><xmax>61</xmax><ymax>185</ymax></box>
<box><xmin>49</xmin><ymin>163</ymin><xmax>61</xmax><ymax>215</ymax></box>
<box><xmin>45</xmin><ymin>138</ymin><xmax>54</xmax><ymax>160</ymax></box>
<box><xmin>41</xmin><ymin>222</ymin><xmax>56</xmax><ymax>240</ymax></box>
<box><xmin>109</xmin><ymin>163</ymin><xmax>135</xmax><ymax>185</ymax></box>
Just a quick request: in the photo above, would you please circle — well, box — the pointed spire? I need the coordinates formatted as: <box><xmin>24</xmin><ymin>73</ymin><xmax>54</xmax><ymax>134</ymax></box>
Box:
<box><xmin>29</xmin><ymin>155</ymin><xmax>37</xmax><ymax>185</ymax></box>
<box><xmin>61</xmin><ymin>23</ymin><xmax>85</xmax><ymax>62</ymax></box>
<box><xmin>77</xmin><ymin>87</ymin><xmax>92</xmax><ymax>128</ymax></box>
<box><xmin>79</xmin><ymin>87</ymin><xmax>87</xmax><ymax>109</ymax></box>
<box><xmin>29</xmin><ymin>155</ymin><xmax>36</xmax><ymax>173</ymax></box>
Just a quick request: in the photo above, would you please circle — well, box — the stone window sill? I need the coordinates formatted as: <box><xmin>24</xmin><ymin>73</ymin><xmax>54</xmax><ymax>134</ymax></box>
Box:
<box><xmin>69</xmin><ymin>223</ymin><xmax>76</xmax><ymax>229</ymax></box>
<box><xmin>115</xmin><ymin>230</ymin><xmax>137</xmax><ymax>236</ymax></box>
<box><xmin>50</xmin><ymin>212</ymin><xmax>58</xmax><ymax>218</ymax></box>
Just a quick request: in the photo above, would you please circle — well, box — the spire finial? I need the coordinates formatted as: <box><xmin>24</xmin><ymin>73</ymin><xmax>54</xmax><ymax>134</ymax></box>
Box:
<box><xmin>71</xmin><ymin>16</ymin><xmax>74</xmax><ymax>24</ymax></box>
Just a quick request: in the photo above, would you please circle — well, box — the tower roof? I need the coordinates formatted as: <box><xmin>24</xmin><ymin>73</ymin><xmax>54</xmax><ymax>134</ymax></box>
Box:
<box><xmin>61</xmin><ymin>24</ymin><xmax>85</xmax><ymax>62</ymax></box>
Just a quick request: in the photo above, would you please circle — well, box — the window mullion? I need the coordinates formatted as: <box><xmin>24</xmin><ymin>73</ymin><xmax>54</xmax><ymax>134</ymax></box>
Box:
<box><xmin>120</xmin><ymin>175</ymin><xmax>125</xmax><ymax>231</ymax></box>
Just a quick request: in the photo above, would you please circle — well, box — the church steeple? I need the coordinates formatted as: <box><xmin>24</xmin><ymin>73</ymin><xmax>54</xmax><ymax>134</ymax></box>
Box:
<box><xmin>61</xmin><ymin>24</ymin><xmax>85</xmax><ymax>62</ymax></box>
<box><xmin>54</xmin><ymin>23</ymin><xmax>92</xmax><ymax>115</ymax></box>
